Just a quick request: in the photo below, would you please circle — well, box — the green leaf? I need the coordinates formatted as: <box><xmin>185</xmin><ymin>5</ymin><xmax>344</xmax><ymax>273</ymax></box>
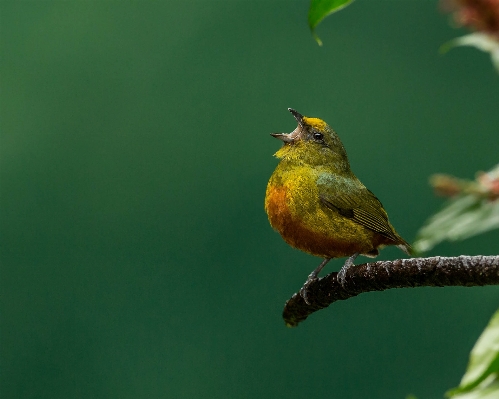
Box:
<box><xmin>449</xmin><ymin>380</ymin><xmax>499</xmax><ymax>399</ymax></box>
<box><xmin>413</xmin><ymin>164</ymin><xmax>499</xmax><ymax>254</ymax></box>
<box><xmin>412</xmin><ymin>194</ymin><xmax>499</xmax><ymax>254</ymax></box>
<box><xmin>447</xmin><ymin>309</ymin><xmax>499</xmax><ymax>398</ymax></box>
<box><xmin>308</xmin><ymin>0</ymin><xmax>355</xmax><ymax>46</ymax></box>
<box><xmin>441</xmin><ymin>33</ymin><xmax>499</xmax><ymax>73</ymax></box>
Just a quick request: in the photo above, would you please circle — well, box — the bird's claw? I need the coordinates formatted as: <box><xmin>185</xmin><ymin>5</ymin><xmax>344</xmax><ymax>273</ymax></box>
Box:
<box><xmin>299</xmin><ymin>277</ymin><xmax>317</xmax><ymax>305</ymax></box>
<box><xmin>337</xmin><ymin>253</ymin><xmax>358</xmax><ymax>288</ymax></box>
<box><xmin>337</xmin><ymin>267</ymin><xmax>347</xmax><ymax>287</ymax></box>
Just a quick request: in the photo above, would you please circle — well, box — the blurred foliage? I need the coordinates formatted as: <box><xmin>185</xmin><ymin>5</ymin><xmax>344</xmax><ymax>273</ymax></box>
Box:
<box><xmin>413</xmin><ymin>164</ymin><xmax>499</xmax><ymax>254</ymax></box>
<box><xmin>308</xmin><ymin>0</ymin><xmax>499</xmax><ymax>71</ymax></box>
<box><xmin>442</xmin><ymin>0</ymin><xmax>499</xmax><ymax>72</ymax></box>
<box><xmin>441</xmin><ymin>33</ymin><xmax>499</xmax><ymax>72</ymax></box>
<box><xmin>447</xmin><ymin>308</ymin><xmax>499</xmax><ymax>399</ymax></box>
<box><xmin>406</xmin><ymin>309</ymin><xmax>499</xmax><ymax>398</ymax></box>
<box><xmin>308</xmin><ymin>0</ymin><xmax>354</xmax><ymax>45</ymax></box>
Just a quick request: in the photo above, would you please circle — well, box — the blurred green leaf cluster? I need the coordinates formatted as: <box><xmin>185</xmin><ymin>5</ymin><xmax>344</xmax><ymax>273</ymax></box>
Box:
<box><xmin>447</xmin><ymin>309</ymin><xmax>499</xmax><ymax>399</ymax></box>
<box><xmin>413</xmin><ymin>164</ymin><xmax>499</xmax><ymax>254</ymax></box>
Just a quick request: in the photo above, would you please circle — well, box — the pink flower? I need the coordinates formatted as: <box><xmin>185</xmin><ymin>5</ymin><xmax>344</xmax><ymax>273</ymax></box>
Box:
<box><xmin>443</xmin><ymin>0</ymin><xmax>499</xmax><ymax>39</ymax></box>
<box><xmin>477</xmin><ymin>172</ymin><xmax>499</xmax><ymax>200</ymax></box>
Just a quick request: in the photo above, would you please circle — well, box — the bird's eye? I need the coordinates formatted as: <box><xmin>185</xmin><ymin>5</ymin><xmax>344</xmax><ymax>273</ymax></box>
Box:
<box><xmin>313</xmin><ymin>132</ymin><xmax>324</xmax><ymax>141</ymax></box>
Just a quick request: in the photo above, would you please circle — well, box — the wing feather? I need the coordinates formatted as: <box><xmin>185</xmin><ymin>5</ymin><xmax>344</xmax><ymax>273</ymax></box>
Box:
<box><xmin>318</xmin><ymin>174</ymin><xmax>400</xmax><ymax>242</ymax></box>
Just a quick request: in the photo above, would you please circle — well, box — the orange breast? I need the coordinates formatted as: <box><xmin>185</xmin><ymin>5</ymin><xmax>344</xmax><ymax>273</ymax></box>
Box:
<box><xmin>265</xmin><ymin>183</ymin><xmax>382</xmax><ymax>258</ymax></box>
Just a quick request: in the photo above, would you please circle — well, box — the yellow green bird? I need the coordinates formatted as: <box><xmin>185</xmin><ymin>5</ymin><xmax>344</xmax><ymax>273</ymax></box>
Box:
<box><xmin>265</xmin><ymin>108</ymin><xmax>412</xmax><ymax>302</ymax></box>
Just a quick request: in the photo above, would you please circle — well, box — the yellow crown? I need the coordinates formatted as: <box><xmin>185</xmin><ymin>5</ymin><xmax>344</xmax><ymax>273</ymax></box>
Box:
<box><xmin>302</xmin><ymin>117</ymin><xmax>327</xmax><ymax>131</ymax></box>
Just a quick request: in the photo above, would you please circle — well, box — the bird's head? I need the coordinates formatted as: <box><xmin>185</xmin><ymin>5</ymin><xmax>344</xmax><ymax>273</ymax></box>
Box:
<box><xmin>271</xmin><ymin>108</ymin><xmax>350</xmax><ymax>171</ymax></box>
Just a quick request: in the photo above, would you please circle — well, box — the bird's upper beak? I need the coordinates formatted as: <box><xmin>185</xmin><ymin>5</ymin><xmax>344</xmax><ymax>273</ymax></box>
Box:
<box><xmin>270</xmin><ymin>108</ymin><xmax>304</xmax><ymax>143</ymax></box>
<box><xmin>288</xmin><ymin>108</ymin><xmax>304</xmax><ymax>125</ymax></box>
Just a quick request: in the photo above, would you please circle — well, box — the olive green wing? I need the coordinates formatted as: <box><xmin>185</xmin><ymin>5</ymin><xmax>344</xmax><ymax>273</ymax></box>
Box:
<box><xmin>317</xmin><ymin>174</ymin><xmax>400</xmax><ymax>242</ymax></box>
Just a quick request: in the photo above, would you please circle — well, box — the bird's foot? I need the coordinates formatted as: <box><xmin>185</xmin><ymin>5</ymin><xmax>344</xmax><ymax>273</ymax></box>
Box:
<box><xmin>299</xmin><ymin>258</ymin><xmax>331</xmax><ymax>305</ymax></box>
<box><xmin>337</xmin><ymin>253</ymin><xmax>360</xmax><ymax>288</ymax></box>
<box><xmin>336</xmin><ymin>267</ymin><xmax>349</xmax><ymax>287</ymax></box>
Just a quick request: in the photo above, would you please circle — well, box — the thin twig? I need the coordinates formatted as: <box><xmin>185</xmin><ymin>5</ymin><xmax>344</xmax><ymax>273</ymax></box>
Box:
<box><xmin>283</xmin><ymin>255</ymin><xmax>499</xmax><ymax>327</ymax></box>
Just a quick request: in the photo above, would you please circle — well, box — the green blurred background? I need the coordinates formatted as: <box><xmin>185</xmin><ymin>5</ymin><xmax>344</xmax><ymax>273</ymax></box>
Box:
<box><xmin>2</xmin><ymin>1</ymin><xmax>499</xmax><ymax>398</ymax></box>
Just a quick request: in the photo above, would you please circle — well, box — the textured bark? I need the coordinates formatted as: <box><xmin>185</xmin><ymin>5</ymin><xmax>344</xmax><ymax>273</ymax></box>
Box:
<box><xmin>283</xmin><ymin>255</ymin><xmax>499</xmax><ymax>327</ymax></box>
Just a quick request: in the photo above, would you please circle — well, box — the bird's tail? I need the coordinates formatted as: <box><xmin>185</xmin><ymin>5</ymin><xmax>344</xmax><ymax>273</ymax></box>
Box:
<box><xmin>397</xmin><ymin>240</ymin><xmax>414</xmax><ymax>257</ymax></box>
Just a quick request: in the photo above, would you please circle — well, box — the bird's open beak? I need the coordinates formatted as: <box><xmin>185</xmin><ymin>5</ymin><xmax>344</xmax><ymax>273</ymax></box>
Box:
<box><xmin>270</xmin><ymin>108</ymin><xmax>305</xmax><ymax>143</ymax></box>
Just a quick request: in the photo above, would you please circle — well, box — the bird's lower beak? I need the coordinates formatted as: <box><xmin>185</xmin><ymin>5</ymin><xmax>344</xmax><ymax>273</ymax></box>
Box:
<box><xmin>270</xmin><ymin>133</ymin><xmax>295</xmax><ymax>143</ymax></box>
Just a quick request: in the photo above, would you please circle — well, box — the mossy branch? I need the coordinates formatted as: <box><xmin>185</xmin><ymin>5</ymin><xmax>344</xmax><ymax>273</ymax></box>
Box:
<box><xmin>283</xmin><ymin>255</ymin><xmax>499</xmax><ymax>327</ymax></box>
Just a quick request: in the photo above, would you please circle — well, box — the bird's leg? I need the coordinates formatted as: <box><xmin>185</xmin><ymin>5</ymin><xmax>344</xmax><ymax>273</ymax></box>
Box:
<box><xmin>337</xmin><ymin>253</ymin><xmax>360</xmax><ymax>287</ymax></box>
<box><xmin>299</xmin><ymin>258</ymin><xmax>331</xmax><ymax>305</ymax></box>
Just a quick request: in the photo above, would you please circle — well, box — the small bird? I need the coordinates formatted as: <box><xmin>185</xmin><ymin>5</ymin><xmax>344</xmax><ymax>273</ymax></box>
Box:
<box><xmin>265</xmin><ymin>108</ymin><xmax>412</xmax><ymax>303</ymax></box>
